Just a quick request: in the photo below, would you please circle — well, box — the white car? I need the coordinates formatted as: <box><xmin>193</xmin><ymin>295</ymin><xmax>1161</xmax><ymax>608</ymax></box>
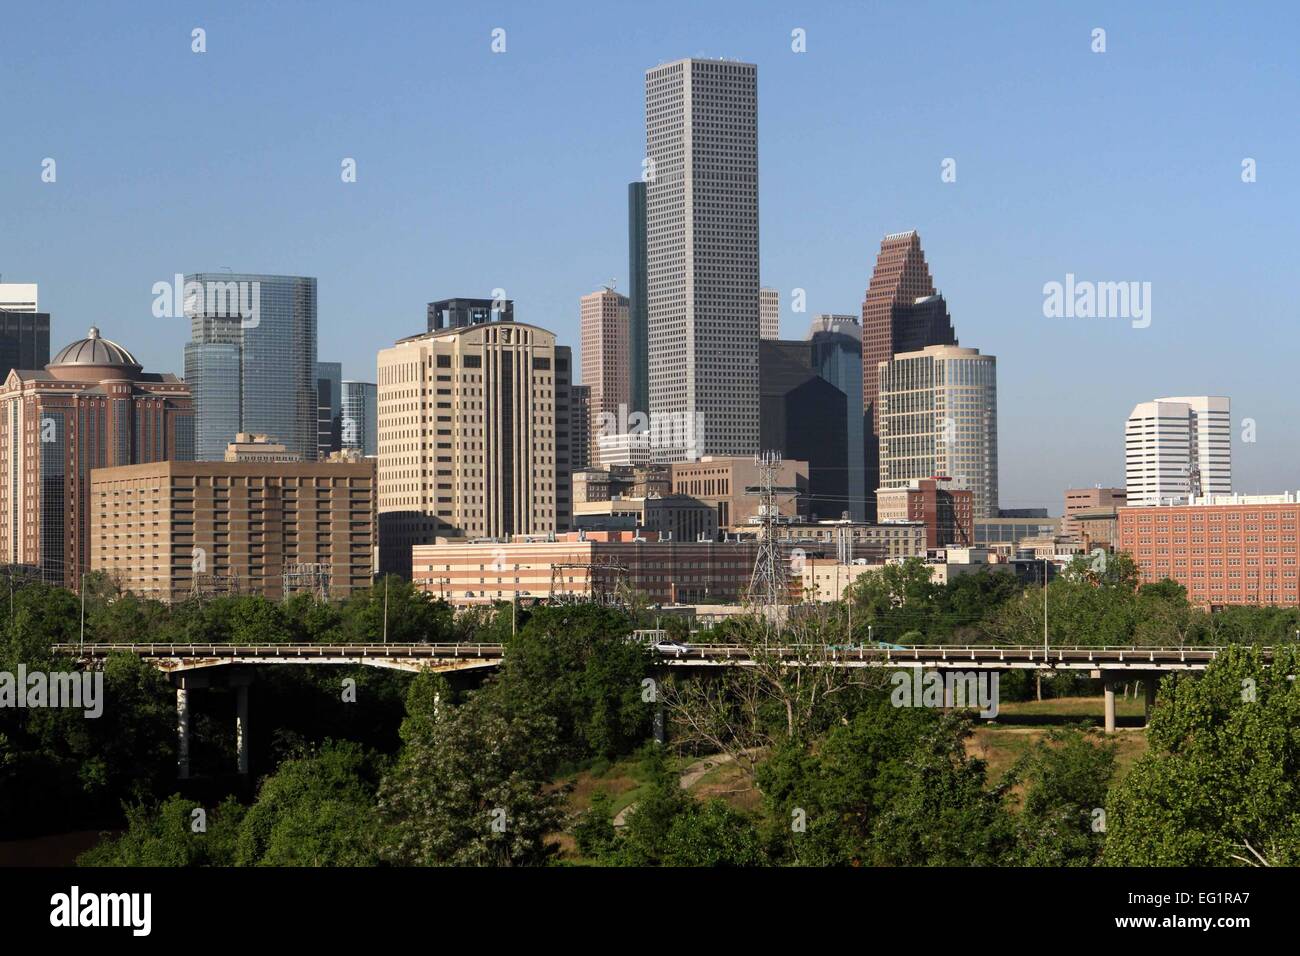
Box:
<box><xmin>654</xmin><ymin>640</ymin><xmax>691</xmax><ymax>657</ymax></box>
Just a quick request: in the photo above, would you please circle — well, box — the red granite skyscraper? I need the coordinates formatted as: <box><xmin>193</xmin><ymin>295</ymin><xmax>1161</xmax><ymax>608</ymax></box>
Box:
<box><xmin>860</xmin><ymin>231</ymin><xmax>957</xmax><ymax>518</ymax></box>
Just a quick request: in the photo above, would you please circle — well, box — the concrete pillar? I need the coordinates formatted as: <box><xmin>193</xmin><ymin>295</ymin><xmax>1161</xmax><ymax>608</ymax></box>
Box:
<box><xmin>235</xmin><ymin>683</ymin><xmax>250</xmax><ymax>775</ymax></box>
<box><xmin>1103</xmin><ymin>681</ymin><xmax>1117</xmax><ymax>735</ymax></box>
<box><xmin>1143</xmin><ymin>675</ymin><xmax>1157</xmax><ymax>726</ymax></box>
<box><xmin>176</xmin><ymin>683</ymin><xmax>191</xmax><ymax>779</ymax></box>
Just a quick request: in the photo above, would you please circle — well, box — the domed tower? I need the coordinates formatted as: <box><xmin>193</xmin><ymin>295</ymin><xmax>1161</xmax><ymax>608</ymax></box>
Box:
<box><xmin>0</xmin><ymin>326</ymin><xmax>193</xmax><ymax>589</ymax></box>
<box><xmin>46</xmin><ymin>326</ymin><xmax>143</xmax><ymax>381</ymax></box>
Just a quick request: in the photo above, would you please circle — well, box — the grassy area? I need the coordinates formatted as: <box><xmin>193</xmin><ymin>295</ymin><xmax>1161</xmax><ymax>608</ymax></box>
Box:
<box><xmin>967</xmin><ymin>724</ymin><xmax>1148</xmax><ymax>785</ymax></box>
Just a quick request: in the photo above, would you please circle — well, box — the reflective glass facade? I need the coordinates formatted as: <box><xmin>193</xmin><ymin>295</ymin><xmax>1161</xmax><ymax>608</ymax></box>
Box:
<box><xmin>186</xmin><ymin>274</ymin><xmax>317</xmax><ymax>461</ymax></box>
<box><xmin>340</xmin><ymin>380</ymin><xmax>377</xmax><ymax>457</ymax></box>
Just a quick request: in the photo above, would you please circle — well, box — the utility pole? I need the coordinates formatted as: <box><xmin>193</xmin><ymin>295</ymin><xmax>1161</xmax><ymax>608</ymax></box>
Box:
<box><xmin>382</xmin><ymin>576</ymin><xmax>389</xmax><ymax>645</ymax></box>
<box><xmin>745</xmin><ymin>452</ymin><xmax>798</xmax><ymax>617</ymax></box>
<box><xmin>79</xmin><ymin>572</ymin><xmax>86</xmax><ymax>654</ymax></box>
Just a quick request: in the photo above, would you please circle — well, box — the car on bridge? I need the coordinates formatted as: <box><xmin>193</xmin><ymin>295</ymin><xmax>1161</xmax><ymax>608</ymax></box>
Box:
<box><xmin>654</xmin><ymin>639</ymin><xmax>692</xmax><ymax>657</ymax></box>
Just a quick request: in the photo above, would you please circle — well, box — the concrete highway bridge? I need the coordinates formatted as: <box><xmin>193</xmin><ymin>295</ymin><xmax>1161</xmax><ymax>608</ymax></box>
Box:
<box><xmin>54</xmin><ymin>642</ymin><xmax>1268</xmax><ymax>775</ymax></box>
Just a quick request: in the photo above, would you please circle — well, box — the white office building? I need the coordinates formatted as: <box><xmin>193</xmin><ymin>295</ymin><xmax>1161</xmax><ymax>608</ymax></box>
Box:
<box><xmin>1125</xmin><ymin>396</ymin><xmax>1231</xmax><ymax>506</ymax></box>
<box><xmin>0</xmin><ymin>283</ymin><xmax>39</xmax><ymax>312</ymax></box>
<box><xmin>645</xmin><ymin>58</ymin><xmax>760</xmax><ymax>460</ymax></box>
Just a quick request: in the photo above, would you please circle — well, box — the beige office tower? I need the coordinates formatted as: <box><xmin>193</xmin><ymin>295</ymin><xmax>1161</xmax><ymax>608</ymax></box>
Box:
<box><xmin>376</xmin><ymin>322</ymin><xmax>571</xmax><ymax>575</ymax></box>
<box><xmin>580</xmin><ymin>287</ymin><xmax>630</xmax><ymax>466</ymax></box>
<box><xmin>645</xmin><ymin>58</ymin><xmax>760</xmax><ymax>461</ymax></box>
<box><xmin>877</xmin><ymin>344</ymin><xmax>999</xmax><ymax>519</ymax></box>
<box><xmin>760</xmin><ymin>287</ymin><xmax>780</xmax><ymax>340</ymax></box>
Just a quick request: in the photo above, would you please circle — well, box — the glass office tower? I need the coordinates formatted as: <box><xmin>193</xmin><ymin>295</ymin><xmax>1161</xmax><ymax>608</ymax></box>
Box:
<box><xmin>341</xmin><ymin>380</ymin><xmax>377</xmax><ymax>457</ymax></box>
<box><xmin>184</xmin><ymin>273</ymin><xmax>317</xmax><ymax>460</ymax></box>
<box><xmin>317</xmin><ymin>361</ymin><xmax>342</xmax><ymax>459</ymax></box>
<box><xmin>808</xmin><ymin>314</ymin><xmax>865</xmax><ymax>520</ymax></box>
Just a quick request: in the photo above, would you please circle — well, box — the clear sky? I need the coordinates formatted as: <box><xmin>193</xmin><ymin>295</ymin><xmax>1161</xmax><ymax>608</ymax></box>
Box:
<box><xmin>3</xmin><ymin>0</ymin><xmax>1297</xmax><ymax>510</ymax></box>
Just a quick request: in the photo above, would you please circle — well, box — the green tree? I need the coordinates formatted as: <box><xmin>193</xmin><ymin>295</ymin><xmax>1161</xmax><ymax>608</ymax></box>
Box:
<box><xmin>867</xmin><ymin>714</ymin><xmax>1014</xmax><ymax>866</ymax></box>
<box><xmin>235</xmin><ymin>740</ymin><xmax>384</xmax><ymax>866</ymax></box>
<box><xmin>1105</xmin><ymin>646</ymin><xmax>1300</xmax><ymax>865</ymax></box>
<box><xmin>377</xmin><ymin>690</ymin><xmax>567</xmax><ymax>866</ymax></box>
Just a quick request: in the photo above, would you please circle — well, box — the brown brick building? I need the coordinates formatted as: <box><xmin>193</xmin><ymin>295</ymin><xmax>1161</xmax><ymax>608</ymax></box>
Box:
<box><xmin>90</xmin><ymin>459</ymin><xmax>375</xmax><ymax>602</ymax></box>
<box><xmin>0</xmin><ymin>327</ymin><xmax>193</xmax><ymax>588</ymax></box>
<box><xmin>876</xmin><ymin>477</ymin><xmax>973</xmax><ymax>550</ymax></box>
<box><xmin>1118</xmin><ymin>495</ymin><xmax>1300</xmax><ymax>607</ymax></box>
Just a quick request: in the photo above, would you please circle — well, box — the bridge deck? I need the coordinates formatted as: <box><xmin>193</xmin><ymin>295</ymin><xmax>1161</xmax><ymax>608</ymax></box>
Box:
<box><xmin>49</xmin><ymin>643</ymin><xmax>1261</xmax><ymax>673</ymax></box>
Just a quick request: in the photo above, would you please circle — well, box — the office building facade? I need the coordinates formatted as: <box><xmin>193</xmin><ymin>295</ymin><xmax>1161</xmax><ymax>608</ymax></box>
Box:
<box><xmin>0</xmin><ymin>327</ymin><xmax>193</xmax><ymax>587</ymax></box>
<box><xmin>580</xmin><ymin>287</ymin><xmax>631</xmax><ymax>467</ymax></box>
<box><xmin>860</xmin><ymin>232</ymin><xmax>958</xmax><ymax>515</ymax></box>
<box><xmin>759</xmin><ymin>339</ymin><xmax>848</xmax><ymax>520</ymax></box>
<box><xmin>340</xmin><ymin>380</ymin><xmax>377</xmax><ymax>457</ymax></box>
<box><xmin>90</xmin><ymin>458</ymin><xmax>374</xmax><ymax>602</ymax></box>
<box><xmin>184</xmin><ymin>273</ymin><xmax>317</xmax><ymax>462</ymax></box>
<box><xmin>645</xmin><ymin>58</ymin><xmax>760</xmax><ymax>460</ymax></box>
<box><xmin>627</xmin><ymin>180</ymin><xmax>649</xmax><ymax>415</ymax></box>
<box><xmin>808</xmin><ymin>314</ymin><xmax>866</xmax><ymax>520</ymax></box>
<box><xmin>1125</xmin><ymin>396</ymin><xmax>1231</xmax><ymax>507</ymax></box>
<box><xmin>877</xmin><ymin>477</ymin><xmax>974</xmax><ymax>550</ymax></box>
<box><xmin>376</xmin><ymin>322</ymin><xmax>571</xmax><ymax>575</ymax></box>
<box><xmin>1119</xmin><ymin>493</ymin><xmax>1300</xmax><ymax>606</ymax></box>
<box><xmin>316</xmin><ymin>361</ymin><xmax>342</xmax><ymax>459</ymax></box>
<box><xmin>760</xmin><ymin>287</ymin><xmax>779</xmax><ymax>340</ymax></box>
<box><xmin>878</xmin><ymin>344</ymin><xmax>998</xmax><ymax>519</ymax></box>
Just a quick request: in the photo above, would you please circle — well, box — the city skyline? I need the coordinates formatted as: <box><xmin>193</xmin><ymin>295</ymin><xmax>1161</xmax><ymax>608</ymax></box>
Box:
<box><xmin>3</xmin><ymin>2</ymin><xmax>1298</xmax><ymax>507</ymax></box>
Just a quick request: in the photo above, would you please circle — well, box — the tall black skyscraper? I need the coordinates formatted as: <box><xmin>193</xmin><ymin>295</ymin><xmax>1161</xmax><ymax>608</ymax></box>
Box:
<box><xmin>759</xmin><ymin>339</ymin><xmax>848</xmax><ymax>521</ymax></box>
<box><xmin>316</xmin><ymin>361</ymin><xmax>342</xmax><ymax>459</ymax></box>
<box><xmin>627</xmin><ymin>180</ymin><xmax>649</xmax><ymax>414</ymax></box>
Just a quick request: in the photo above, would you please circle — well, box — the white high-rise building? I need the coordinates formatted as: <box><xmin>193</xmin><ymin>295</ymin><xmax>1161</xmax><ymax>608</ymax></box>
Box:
<box><xmin>877</xmin><ymin>344</ymin><xmax>999</xmax><ymax>519</ymax></box>
<box><xmin>760</xmin><ymin>287</ymin><xmax>780</xmax><ymax>340</ymax></box>
<box><xmin>645</xmin><ymin>58</ymin><xmax>759</xmax><ymax>460</ymax></box>
<box><xmin>1125</xmin><ymin>396</ymin><xmax>1231</xmax><ymax>506</ymax></box>
<box><xmin>0</xmin><ymin>284</ymin><xmax>39</xmax><ymax>312</ymax></box>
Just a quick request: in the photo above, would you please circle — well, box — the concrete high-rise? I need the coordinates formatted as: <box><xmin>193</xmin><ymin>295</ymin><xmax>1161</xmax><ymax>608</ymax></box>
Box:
<box><xmin>760</xmin><ymin>287</ymin><xmax>780</xmax><ymax>340</ymax></box>
<box><xmin>645</xmin><ymin>58</ymin><xmax>759</xmax><ymax>460</ymax></box>
<box><xmin>376</xmin><ymin>321</ymin><xmax>572</xmax><ymax>576</ymax></box>
<box><xmin>341</xmin><ymin>380</ymin><xmax>377</xmax><ymax>457</ymax></box>
<box><xmin>627</xmin><ymin>181</ymin><xmax>649</xmax><ymax>415</ymax></box>
<box><xmin>861</xmin><ymin>232</ymin><xmax>957</xmax><ymax>516</ymax></box>
<box><xmin>90</xmin><ymin>458</ymin><xmax>375</xmax><ymax>603</ymax></box>
<box><xmin>581</xmin><ymin>287</ymin><xmax>631</xmax><ymax>466</ymax></box>
<box><xmin>808</xmin><ymin>314</ymin><xmax>865</xmax><ymax>520</ymax></box>
<box><xmin>0</xmin><ymin>327</ymin><xmax>193</xmax><ymax>587</ymax></box>
<box><xmin>877</xmin><ymin>344</ymin><xmax>998</xmax><ymax>519</ymax></box>
<box><xmin>184</xmin><ymin>273</ymin><xmax>317</xmax><ymax>461</ymax></box>
<box><xmin>1125</xmin><ymin>397</ymin><xmax>1231</xmax><ymax>506</ymax></box>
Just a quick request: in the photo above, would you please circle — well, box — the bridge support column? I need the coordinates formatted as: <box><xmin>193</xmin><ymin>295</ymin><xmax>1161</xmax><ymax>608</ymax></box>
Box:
<box><xmin>1103</xmin><ymin>681</ymin><xmax>1117</xmax><ymax>734</ymax></box>
<box><xmin>1143</xmin><ymin>675</ymin><xmax>1157</xmax><ymax>726</ymax></box>
<box><xmin>175</xmin><ymin>679</ymin><xmax>191</xmax><ymax>779</ymax></box>
<box><xmin>231</xmin><ymin>670</ymin><xmax>252</xmax><ymax>776</ymax></box>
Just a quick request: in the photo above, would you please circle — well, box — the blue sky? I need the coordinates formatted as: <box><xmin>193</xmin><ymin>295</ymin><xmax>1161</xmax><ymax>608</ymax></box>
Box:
<box><xmin>3</xmin><ymin>0</ymin><xmax>1297</xmax><ymax>510</ymax></box>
